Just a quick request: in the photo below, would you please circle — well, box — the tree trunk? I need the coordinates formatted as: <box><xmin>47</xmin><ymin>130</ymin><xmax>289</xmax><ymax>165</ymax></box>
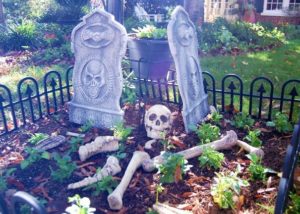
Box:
<box><xmin>0</xmin><ymin>0</ymin><xmax>5</xmax><ymax>25</ymax></box>
<box><xmin>184</xmin><ymin>0</ymin><xmax>203</xmax><ymax>26</ymax></box>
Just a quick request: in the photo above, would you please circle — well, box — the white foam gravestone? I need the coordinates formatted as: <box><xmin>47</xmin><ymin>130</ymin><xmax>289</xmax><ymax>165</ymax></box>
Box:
<box><xmin>69</xmin><ymin>9</ymin><xmax>127</xmax><ymax>128</ymax></box>
<box><xmin>167</xmin><ymin>6</ymin><xmax>209</xmax><ymax>132</ymax></box>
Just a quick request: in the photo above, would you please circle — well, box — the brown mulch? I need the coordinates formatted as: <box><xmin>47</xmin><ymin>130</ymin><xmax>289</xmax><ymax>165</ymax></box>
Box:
<box><xmin>0</xmin><ymin>103</ymin><xmax>291</xmax><ymax>214</ymax></box>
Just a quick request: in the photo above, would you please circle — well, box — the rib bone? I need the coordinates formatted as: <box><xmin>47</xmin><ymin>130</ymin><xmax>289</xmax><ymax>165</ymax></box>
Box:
<box><xmin>107</xmin><ymin>151</ymin><xmax>150</xmax><ymax>210</ymax></box>
<box><xmin>67</xmin><ymin>156</ymin><xmax>121</xmax><ymax>189</ymax></box>
<box><xmin>142</xmin><ymin>130</ymin><xmax>264</xmax><ymax>172</ymax></box>
<box><xmin>78</xmin><ymin>136</ymin><xmax>120</xmax><ymax>161</ymax></box>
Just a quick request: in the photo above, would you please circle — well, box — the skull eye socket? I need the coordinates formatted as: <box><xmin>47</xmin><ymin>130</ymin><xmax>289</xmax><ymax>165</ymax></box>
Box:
<box><xmin>160</xmin><ymin>115</ymin><xmax>168</xmax><ymax>123</ymax></box>
<box><xmin>95</xmin><ymin>77</ymin><xmax>101</xmax><ymax>82</ymax></box>
<box><xmin>86</xmin><ymin>75</ymin><xmax>92</xmax><ymax>82</ymax></box>
<box><xmin>149</xmin><ymin>113</ymin><xmax>157</xmax><ymax>121</ymax></box>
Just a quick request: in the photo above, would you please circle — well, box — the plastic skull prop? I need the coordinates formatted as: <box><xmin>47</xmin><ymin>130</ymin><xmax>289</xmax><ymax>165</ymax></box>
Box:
<box><xmin>83</xmin><ymin>59</ymin><xmax>105</xmax><ymax>99</ymax></box>
<box><xmin>144</xmin><ymin>104</ymin><xmax>172</xmax><ymax>139</ymax></box>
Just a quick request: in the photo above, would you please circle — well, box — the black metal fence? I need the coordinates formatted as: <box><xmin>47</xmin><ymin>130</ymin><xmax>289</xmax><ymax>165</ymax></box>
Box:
<box><xmin>0</xmin><ymin>65</ymin><xmax>300</xmax><ymax>137</ymax></box>
<box><xmin>275</xmin><ymin>118</ymin><xmax>300</xmax><ymax>214</ymax></box>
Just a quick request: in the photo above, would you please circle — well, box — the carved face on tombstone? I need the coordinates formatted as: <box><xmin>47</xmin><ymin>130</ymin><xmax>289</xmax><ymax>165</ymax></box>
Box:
<box><xmin>82</xmin><ymin>59</ymin><xmax>105</xmax><ymax>99</ymax></box>
<box><xmin>188</xmin><ymin>56</ymin><xmax>200</xmax><ymax>100</ymax></box>
<box><xmin>144</xmin><ymin>105</ymin><xmax>172</xmax><ymax>139</ymax></box>
<box><xmin>177</xmin><ymin>22</ymin><xmax>193</xmax><ymax>47</ymax></box>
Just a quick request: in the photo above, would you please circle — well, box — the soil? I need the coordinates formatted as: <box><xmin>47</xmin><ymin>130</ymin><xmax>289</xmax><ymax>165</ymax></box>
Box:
<box><xmin>0</xmin><ymin>103</ymin><xmax>291</xmax><ymax>214</ymax></box>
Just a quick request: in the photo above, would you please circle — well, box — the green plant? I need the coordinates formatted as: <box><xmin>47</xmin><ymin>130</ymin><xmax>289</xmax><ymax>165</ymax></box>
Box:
<box><xmin>196</xmin><ymin>123</ymin><xmax>220</xmax><ymax>144</ymax></box>
<box><xmin>273</xmin><ymin>112</ymin><xmax>293</xmax><ymax>133</ymax></box>
<box><xmin>160</xmin><ymin>132</ymin><xmax>174</xmax><ymax>151</ymax></box>
<box><xmin>69</xmin><ymin>137</ymin><xmax>83</xmax><ymax>153</ymax></box>
<box><xmin>287</xmin><ymin>192</ymin><xmax>300</xmax><ymax>214</ymax></box>
<box><xmin>113</xmin><ymin>123</ymin><xmax>133</xmax><ymax>142</ymax></box>
<box><xmin>122</xmin><ymin>70</ymin><xmax>137</xmax><ymax>104</ymax></box>
<box><xmin>21</xmin><ymin>147</ymin><xmax>50</xmax><ymax>170</ymax></box>
<box><xmin>210</xmin><ymin>111</ymin><xmax>223</xmax><ymax>125</ymax></box>
<box><xmin>27</xmin><ymin>133</ymin><xmax>49</xmax><ymax>145</ymax></box>
<box><xmin>146</xmin><ymin>209</ymin><xmax>159</xmax><ymax>214</ymax></box>
<box><xmin>244</xmin><ymin>129</ymin><xmax>262</xmax><ymax>147</ymax></box>
<box><xmin>50</xmin><ymin>153</ymin><xmax>76</xmax><ymax>182</ymax></box>
<box><xmin>79</xmin><ymin>120</ymin><xmax>93</xmax><ymax>133</ymax></box>
<box><xmin>157</xmin><ymin>153</ymin><xmax>190</xmax><ymax>184</ymax></box>
<box><xmin>231</xmin><ymin>113</ymin><xmax>254</xmax><ymax>129</ymax></box>
<box><xmin>246</xmin><ymin>154</ymin><xmax>267</xmax><ymax>181</ymax></box>
<box><xmin>211</xmin><ymin>166</ymin><xmax>249</xmax><ymax>209</ymax></box>
<box><xmin>0</xmin><ymin>168</ymin><xmax>16</xmax><ymax>191</ymax></box>
<box><xmin>155</xmin><ymin>183</ymin><xmax>164</xmax><ymax>204</ymax></box>
<box><xmin>132</xmin><ymin>25</ymin><xmax>167</xmax><ymax>39</ymax></box>
<box><xmin>83</xmin><ymin>175</ymin><xmax>118</xmax><ymax>196</ymax></box>
<box><xmin>198</xmin><ymin>147</ymin><xmax>224</xmax><ymax>170</ymax></box>
<box><xmin>65</xmin><ymin>194</ymin><xmax>96</xmax><ymax>214</ymax></box>
<box><xmin>112</xmin><ymin>143</ymin><xmax>127</xmax><ymax>160</ymax></box>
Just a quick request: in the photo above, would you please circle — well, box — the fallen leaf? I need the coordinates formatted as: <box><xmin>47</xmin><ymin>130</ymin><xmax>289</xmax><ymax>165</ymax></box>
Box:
<box><xmin>7</xmin><ymin>177</ymin><xmax>25</xmax><ymax>190</ymax></box>
<box><xmin>169</xmin><ymin>136</ymin><xmax>185</xmax><ymax>149</ymax></box>
<box><xmin>174</xmin><ymin>165</ymin><xmax>182</xmax><ymax>183</ymax></box>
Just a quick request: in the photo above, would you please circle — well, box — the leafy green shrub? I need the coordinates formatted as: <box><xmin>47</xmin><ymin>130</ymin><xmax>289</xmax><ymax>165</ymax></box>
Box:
<box><xmin>246</xmin><ymin>154</ymin><xmax>267</xmax><ymax>181</ymax></box>
<box><xmin>132</xmin><ymin>25</ymin><xmax>167</xmax><ymax>39</ymax></box>
<box><xmin>69</xmin><ymin>137</ymin><xmax>83</xmax><ymax>153</ymax></box>
<box><xmin>0</xmin><ymin>168</ymin><xmax>16</xmax><ymax>191</ymax></box>
<box><xmin>28</xmin><ymin>133</ymin><xmax>49</xmax><ymax>145</ymax></box>
<box><xmin>31</xmin><ymin>43</ymin><xmax>73</xmax><ymax>64</ymax></box>
<box><xmin>196</xmin><ymin>123</ymin><xmax>220</xmax><ymax>144</ymax></box>
<box><xmin>244</xmin><ymin>129</ymin><xmax>262</xmax><ymax>147</ymax></box>
<box><xmin>50</xmin><ymin>153</ymin><xmax>76</xmax><ymax>182</ymax></box>
<box><xmin>278</xmin><ymin>24</ymin><xmax>300</xmax><ymax>40</ymax></box>
<box><xmin>287</xmin><ymin>193</ymin><xmax>300</xmax><ymax>214</ymax></box>
<box><xmin>198</xmin><ymin>19</ymin><xmax>238</xmax><ymax>53</ymax></box>
<box><xmin>21</xmin><ymin>147</ymin><xmax>50</xmax><ymax>169</ymax></box>
<box><xmin>124</xmin><ymin>16</ymin><xmax>151</xmax><ymax>33</ymax></box>
<box><xmin>157</xmin><ymin>153</ymin><xmax>190</xmax><ymax>184</ymax></box>
<box><xmin>198</xmin><ymin>18</ymin><xmax>286</xmax><ymax>54</ymax></box>
<box><xmin>211</xmin><ymin>166</ymin><xmax>249</xmax><ymax>209</ymax></box>
<box><xmin>113</xmin><ymin>123</ymin><xmax>133</xmax><ymax>142</ymax></box>
<box><xmin>65</xmin><ymin>194</ymin><xmax>96</xmax><ymax>214</ymax></box>
<box><xmin>0</xmin><ymin>21</ymin><xmax>37</xmax><ymax>51</ymax></box>
<box><xmin>231</xmin><ymin>113</ymin><xmax>254</xmax><ymax>129</ymax></box>
<box><xmin>210</xmin><ymin>111</ymin><xmax>223</xmax><ymax>125</ymax></box>
<box><xmin>272</xmin><ymin>112</ymin><xmax>293</xmax><ymax>133</ymax></box>
<box><xmin>198</xmin><ymin>147</ymin><xmax>224</xmax><ymax>170</ymax></box>
<box><xmin>84</xmin><ymin>175</ymin><xmax>118</xmax><ymax>196</ymax></box>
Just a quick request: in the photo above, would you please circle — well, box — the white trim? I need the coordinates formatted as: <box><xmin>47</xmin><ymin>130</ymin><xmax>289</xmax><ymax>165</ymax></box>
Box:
<box><xmin>261</xmin><ymin>0</ymin><xmax>294</xmax><ymax>16</ymax></box>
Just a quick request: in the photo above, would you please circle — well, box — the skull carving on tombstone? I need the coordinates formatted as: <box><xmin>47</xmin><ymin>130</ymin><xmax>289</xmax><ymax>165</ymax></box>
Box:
<box><xmin>82</xmin><ymin>59</ymin><xmax>105</xmax><ymax>99</ymax></box>
<box><xmin>144</xmin><ymin>104</ymin><xmax>172</xmax><ymax>139</ymax></box>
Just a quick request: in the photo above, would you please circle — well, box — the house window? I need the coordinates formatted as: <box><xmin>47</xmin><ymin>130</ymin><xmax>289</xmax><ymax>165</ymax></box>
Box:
<box><xmin>211</xmin><ymin>0</ymin><xmax>221</xmax><ymax>9</ymax></box>
<box><xmin>266</xmin><ymin>0</ymin><xmax>283</xmax><ymax>10</ymax></box>
<box><xmin>289</xmin><ymin>0</ymin><xmax>300</xmax><ymax>11</ymax></box>
<box><xmin>262</xmin><ymin>0</ymin><xmax>298</xmax><ymax>16</ymax></box>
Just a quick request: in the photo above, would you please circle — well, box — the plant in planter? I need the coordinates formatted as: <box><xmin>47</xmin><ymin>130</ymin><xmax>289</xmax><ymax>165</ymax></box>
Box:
<box><xmin>128</xmin><ymin>25</ymin><xmax>173</xmax><ymax>80</ymax></box>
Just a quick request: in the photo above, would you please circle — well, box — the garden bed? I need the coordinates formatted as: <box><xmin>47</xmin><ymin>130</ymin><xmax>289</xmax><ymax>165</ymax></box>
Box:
<box><xmin>0</xmin><ymin>102</ymin><xmax>292</xmax><ymax>214</ymax></box>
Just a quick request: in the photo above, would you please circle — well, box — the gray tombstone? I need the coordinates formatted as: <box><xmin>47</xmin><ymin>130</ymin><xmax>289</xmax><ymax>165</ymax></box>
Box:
<box><xmin>167</xmin><ymin>6</ymin><xmax>209</xmax><ymax>132</ymax></box>
<box><xmin>69</xmin><ymin>9</ymin><xmax>127</xmax><ymax>129</ymax></box>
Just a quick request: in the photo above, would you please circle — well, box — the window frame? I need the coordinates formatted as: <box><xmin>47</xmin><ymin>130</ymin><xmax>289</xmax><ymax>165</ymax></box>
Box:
<box><xmin>261</xmin><ymin>0</ymin><xmax>299</xmax><ymax>16</ymax></box>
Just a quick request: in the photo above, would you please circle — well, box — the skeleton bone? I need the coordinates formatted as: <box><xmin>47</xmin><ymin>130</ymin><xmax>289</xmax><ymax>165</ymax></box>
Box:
<box><xmin>79</xmin><ymin>136</ymin><xmax>120</xmax><ymax>161</ymax></box>
<box><xmin>144</xmin><ymin>139</ymin><xmax>157</xmax><ymax>150</ymax></box>
<box><xmin>107</xmin><ymin>151</ymin><xmax>150</xmax><ymax>210</ymax></box>
<box><xmin>67</xmin><ymin>156</ymin><xmax>121</xmax><ymax>189</ymax></box>
<box><xmin>153</xmin><ymin>203</ymin><xmax>192</xmax><ymax>214</ymax></box>
<box><xmin>142</xmin><ymin>130</ymin><xmax>264</xmax><ymax>172</ymax></box>
<box><xmin>237</xmin><ymin>140</ymin><xmax>264</xmax><ymax>158</ymax></box>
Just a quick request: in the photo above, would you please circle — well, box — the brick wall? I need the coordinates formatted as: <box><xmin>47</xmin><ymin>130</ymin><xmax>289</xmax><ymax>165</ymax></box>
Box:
<box><xmin>255</xmin><ymin>13</ymin><xmax>300</xmax><ymax>25</ymax></box>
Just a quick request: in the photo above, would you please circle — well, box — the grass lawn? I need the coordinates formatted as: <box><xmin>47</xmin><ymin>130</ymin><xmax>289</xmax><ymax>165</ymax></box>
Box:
<box><xmin>201</xmin><ymin>39</ymin><xmax>300</xmax><ymax>96</ymax></box>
